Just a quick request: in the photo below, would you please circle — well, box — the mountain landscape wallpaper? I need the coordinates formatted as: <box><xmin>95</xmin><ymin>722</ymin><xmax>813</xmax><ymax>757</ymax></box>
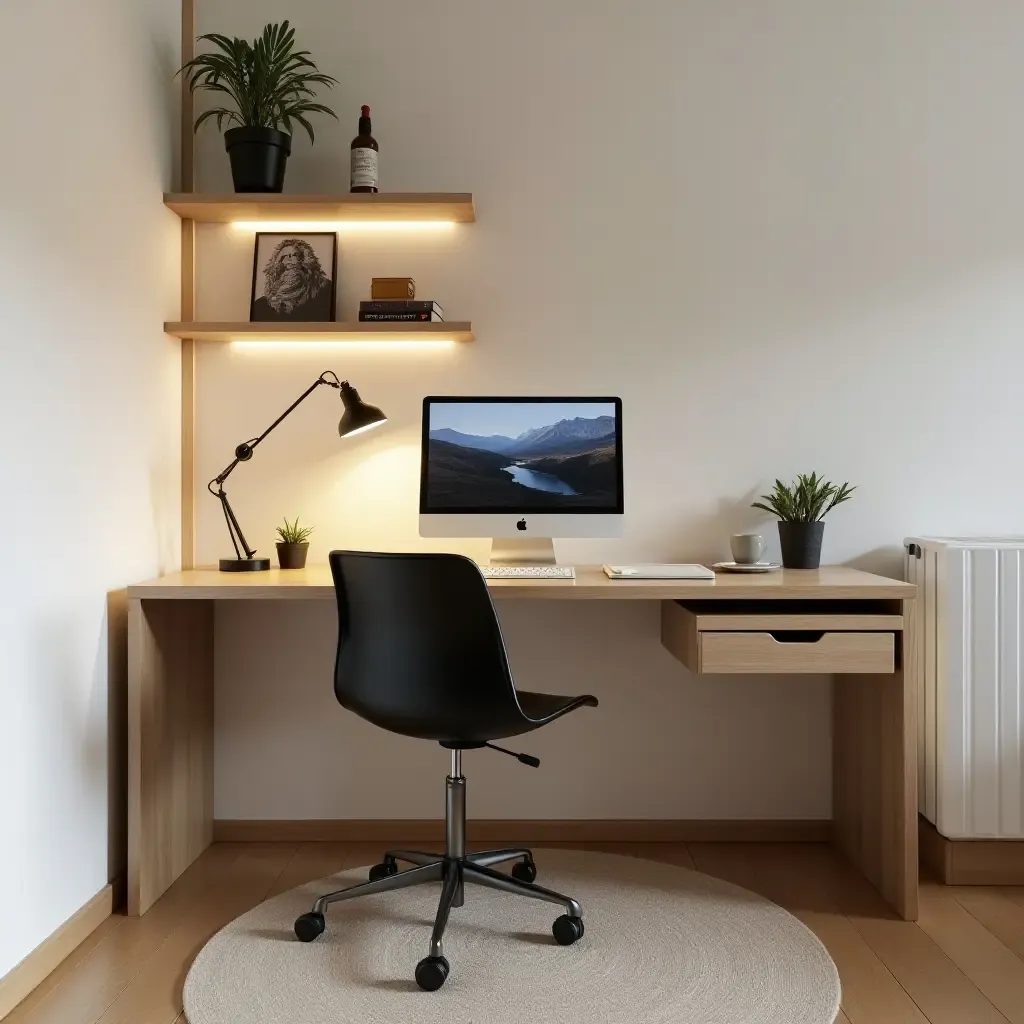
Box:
<box><xmin>424</xmin><ymin>401</ymin><xmax>620</xmax><ymax>509</ymax></box>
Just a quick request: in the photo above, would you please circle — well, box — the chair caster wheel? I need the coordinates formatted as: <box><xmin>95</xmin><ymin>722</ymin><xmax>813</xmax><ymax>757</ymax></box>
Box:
<box><xmin>415</xmin><ymin>955</ymin><xmax>450</xmax><ymax>991</ymax></box>
<box><xmin>552</xmin><ymin>914</ymin><xmax>584</xmax><ymax>946</ymax></box>
<box><xmin>294</xmin><ymin>912</ymin><xmax>325</xmax><ymax>942</ymax></box>
<box><xmin>369</xmin><ymin>857</ymin><xmax>398</xmax><ymax>882</ymax></box>
<box><xmin>511</xmin><ymin>858</ymin><xmax>537</xmax><ymax>884</ymax></box>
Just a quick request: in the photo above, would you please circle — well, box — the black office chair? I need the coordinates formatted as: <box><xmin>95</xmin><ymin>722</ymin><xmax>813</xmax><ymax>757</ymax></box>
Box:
<box><xmin>293</xmin><ymin>551</ymin><xmax>598</xmax><ymax>990</ymax></box>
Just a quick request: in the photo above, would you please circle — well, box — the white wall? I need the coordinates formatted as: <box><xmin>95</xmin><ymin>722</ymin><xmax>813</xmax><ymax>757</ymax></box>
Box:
<box><xmin>195</xmin><ymin>0</ymin><xmax>1024</xmax><ymax>821</ymax></box>
<box><xmin>0</xmin><ymin>0</ymin><xmax>180</xmax><ymax>980</ymax></box>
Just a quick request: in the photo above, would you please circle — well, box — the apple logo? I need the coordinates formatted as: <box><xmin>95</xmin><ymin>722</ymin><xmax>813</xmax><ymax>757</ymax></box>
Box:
<box><xmin>516</xmin><ymin>518</ymin><xmax>527</xmax><ymax>532</ymax></box>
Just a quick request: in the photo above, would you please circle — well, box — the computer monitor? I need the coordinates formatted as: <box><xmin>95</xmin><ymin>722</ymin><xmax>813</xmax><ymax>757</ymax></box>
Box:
<box><xmin>419</xmin><ymin>396</ymin><xmax>623</xmax><ymax>563</ymax></box>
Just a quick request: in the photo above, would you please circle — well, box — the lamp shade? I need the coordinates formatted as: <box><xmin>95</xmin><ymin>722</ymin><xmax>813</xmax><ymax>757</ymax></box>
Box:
<box><xmin>338</xmin><ymin>383</ymin><xmax>387</xmax><ymax>438</ymax></box>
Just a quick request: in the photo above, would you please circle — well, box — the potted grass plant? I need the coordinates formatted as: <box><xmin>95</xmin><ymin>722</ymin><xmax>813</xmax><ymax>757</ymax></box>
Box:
<box><xmin>178</xmin><ymin>21</ymin><xmax>338</xmax><ymax>193</ymax></box>
<box><xmin>275</xmin><ymin>516</ymin><xmax>314</xmax><ymax>569</ymax></box>
<box><xmin>751</xmin><ymin>472</ymin><xmax>856</xmax><ymax>569</ymax></box>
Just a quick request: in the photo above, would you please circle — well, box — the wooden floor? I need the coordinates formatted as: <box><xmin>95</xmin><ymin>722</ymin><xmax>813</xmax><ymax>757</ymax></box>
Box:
<box><xmin>8</xmin><ymin>841</ymin><xmax>1024</xmax><ymax>1024</ymax></box>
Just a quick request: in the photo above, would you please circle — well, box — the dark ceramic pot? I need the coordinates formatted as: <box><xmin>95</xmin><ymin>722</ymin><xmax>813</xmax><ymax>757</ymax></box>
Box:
<box><xmin>777</xmin><ymin>521</ymin><xmax>825</xmax><ymax>569</ymax></box>
<box><xmin>224</xmin><ymin>126</ymin><xmax>292</xmax><ymax>192</ymax></box>
<box><xmin>276</xmin><ymin>542</ymin><xmax>309</xmax><ymax>570</ymax></box>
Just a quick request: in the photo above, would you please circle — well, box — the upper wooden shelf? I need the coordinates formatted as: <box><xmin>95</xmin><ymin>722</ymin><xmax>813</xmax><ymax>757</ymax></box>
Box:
<box><xmin>164</xmin><ymin>321</ymin><xmax>474</xmax><ymax>343</ymax></box>
<box><xmin>163</xmin><ymin>193</ymin><xmax>476</xmax><ymax>223</ymax></box>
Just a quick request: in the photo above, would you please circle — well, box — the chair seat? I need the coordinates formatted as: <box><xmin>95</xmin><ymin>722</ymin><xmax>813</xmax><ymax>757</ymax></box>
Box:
<box><xmin>517</xmin><ymin>690</ymin><xmax>599</xmax><ymax>726</ymax></box>
<box><xmin>438</xmin><ymin>691</ymin><xmax>600</xmax><ymax>747</ymax></box>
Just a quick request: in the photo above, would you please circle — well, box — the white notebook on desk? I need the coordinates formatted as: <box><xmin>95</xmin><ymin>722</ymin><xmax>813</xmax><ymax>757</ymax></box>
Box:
<box><xmin>602</xmin><ymin>564</ymin><xmax>715</xmax><ymax>580</ymax></box>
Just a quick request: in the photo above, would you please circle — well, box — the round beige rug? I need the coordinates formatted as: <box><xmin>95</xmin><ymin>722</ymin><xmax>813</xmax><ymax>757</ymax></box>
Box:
<box><xmin>184</xmin><ymin>849</ymin><xmax>839</xmax><ymax>1023</ymax></box>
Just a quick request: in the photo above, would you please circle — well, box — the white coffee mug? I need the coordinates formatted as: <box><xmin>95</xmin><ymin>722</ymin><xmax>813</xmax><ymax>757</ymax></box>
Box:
<box><xmin>731</xmin><ymin>533</ymin><xmax>766</xmax><ymax>565</ymax></box>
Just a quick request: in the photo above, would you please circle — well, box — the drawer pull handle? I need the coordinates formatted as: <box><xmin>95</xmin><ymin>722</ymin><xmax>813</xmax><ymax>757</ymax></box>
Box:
<box><xmin>768</xmin><ymin>631</ymin><xmax>826</xmax><ymax>644</ymax></box>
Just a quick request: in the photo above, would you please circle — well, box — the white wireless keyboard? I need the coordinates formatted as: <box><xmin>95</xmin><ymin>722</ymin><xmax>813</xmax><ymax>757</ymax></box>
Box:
<box><xmin>479</xmin><ymin>565</ymin><xmax>576</xmax><ymax>579</ymax></box>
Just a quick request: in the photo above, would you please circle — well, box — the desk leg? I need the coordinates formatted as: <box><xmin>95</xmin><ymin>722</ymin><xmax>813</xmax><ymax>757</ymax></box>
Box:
<box><xmin>127</xmin><ymin>598</ymin><xmax>214</xmax><ymax>915</ymax></box>
<box><xmin>833</xmin><ymin>598</ymin><xmax>919</xmax><ymax>920</ymax></box>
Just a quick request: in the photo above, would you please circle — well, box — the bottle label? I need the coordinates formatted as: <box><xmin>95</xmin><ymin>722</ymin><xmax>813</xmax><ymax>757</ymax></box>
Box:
<box><xmin>351</xmin><ymin>148</ymin><xmax>378</xmax><ymax>188</ymax></box>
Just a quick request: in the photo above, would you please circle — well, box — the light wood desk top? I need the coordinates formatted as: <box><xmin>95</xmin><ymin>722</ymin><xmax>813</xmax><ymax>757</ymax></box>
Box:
<box><xmin>128</xmin><ymin>564</ymin><xmax>914</xmax><ymax>601</ymax></box>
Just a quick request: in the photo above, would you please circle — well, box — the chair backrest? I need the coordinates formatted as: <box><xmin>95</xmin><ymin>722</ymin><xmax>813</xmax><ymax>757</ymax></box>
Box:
<box><xmin>329</xmin><ymin>550</ymin><xmax>525</xmax><ymax>742</ymax></box>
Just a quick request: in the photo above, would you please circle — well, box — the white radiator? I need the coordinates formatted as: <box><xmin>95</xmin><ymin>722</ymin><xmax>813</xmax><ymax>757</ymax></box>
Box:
<box><xmin>907</xmin><ymin>537</ymin><xmax>1024</xmax><ymax>839</ymax></box>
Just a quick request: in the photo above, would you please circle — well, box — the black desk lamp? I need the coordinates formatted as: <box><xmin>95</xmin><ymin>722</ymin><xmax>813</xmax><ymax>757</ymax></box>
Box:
<box><xmin>209</xmin><ymin>370</ymin><xmax>386</xmax><ymax>572</ymax></box>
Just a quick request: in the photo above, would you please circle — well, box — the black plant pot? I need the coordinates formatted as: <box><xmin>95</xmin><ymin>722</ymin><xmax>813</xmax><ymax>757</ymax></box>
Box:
<box><xmin>276</xmin><ymin>542</ymin><xmax>309</xmax><ymax>570</ymax></box>
<box><xmin>224</xmin><ymin>127</ymin><xmax>292</xmax><ymax>193</ymax></box>
<box><xmin>777</xmin><ymin>521</ymin><xmax>825</xmax><ymax>569</ymax></box>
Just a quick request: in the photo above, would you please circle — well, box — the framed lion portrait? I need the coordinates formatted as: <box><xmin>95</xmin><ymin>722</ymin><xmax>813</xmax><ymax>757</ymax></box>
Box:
<box><xmin>249</xmin><ymin>232</ymin><xmax>337</xmax><ymax>322</ymax></box>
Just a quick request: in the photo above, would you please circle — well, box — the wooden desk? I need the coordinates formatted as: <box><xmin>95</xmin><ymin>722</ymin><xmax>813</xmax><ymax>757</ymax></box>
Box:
<box><xmin>126</xmin><ymin>565</ymin><xmax>918</xmax><ymax>919</ymax></box>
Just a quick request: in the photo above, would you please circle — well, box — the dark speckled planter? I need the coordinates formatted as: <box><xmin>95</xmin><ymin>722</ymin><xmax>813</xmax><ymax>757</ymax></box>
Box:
<box><xmin>777</xmin><ymin>522</ymin><xmax>825</xmax><ymax>569</ymax></box>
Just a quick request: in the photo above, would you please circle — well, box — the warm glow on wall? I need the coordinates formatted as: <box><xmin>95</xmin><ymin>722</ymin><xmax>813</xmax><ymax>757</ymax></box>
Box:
<box><xmin>230</xmin><ymin>220</ymin><xmax>457</xmax><ymax>233</ymax></box>
<box><xmin>230</xmin><ymin>339</ymin><xmax>458</xmax><ymax>351</ymax></box>
<box><xmin>330</xmin><ymin>441</ymin><xmax>422</xmax><ymax>535</ymax></box>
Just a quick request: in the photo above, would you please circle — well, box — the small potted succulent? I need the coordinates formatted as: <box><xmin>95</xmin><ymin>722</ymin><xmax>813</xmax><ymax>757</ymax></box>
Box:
<box><xmin>752</xmin><ymin>472</ymin><xmax>856</xmax><ymax>569</ymax></box>
<box><xmin>178</xmin><ymin>21</ymin><xmax>338</xmax><ymax>192</ymax></box>
<box><xmin>275</xmin><ymin>516</ymin><xmax>314</xmax><ymax>569</ymax></box>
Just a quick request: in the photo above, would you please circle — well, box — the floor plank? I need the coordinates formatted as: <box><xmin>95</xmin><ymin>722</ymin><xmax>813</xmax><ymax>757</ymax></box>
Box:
<box><xmin>997</xmin><ymin>886</ymin><xmax>1024</xmax><ymax>911</ymax></box>
<box><xmin>812</xmin><ymin>848</ymin><xmax>1009</xmax><ymax>1024</ymax></box>
<box><xmin>595</xmin><ymin>841</ymin><xmax>697</xmax><ymax>869</ymax></box>
<box><xmin>917</xmin><ymin>891</ymin><xmax>1024</xmax><ymax>1024</ymax></box>
<box><xmin>690</xmin><ymin>843</ymin><xmax>931</xmax><ymax>1024</ymax></box>
<box><xmin>90</xmin><ymin>844</ymin><xmax>296</xmax><ymax>1024</ymax></box>
<box><xmin>944</xmin><ymin>887</ymin><xmax>1024</xmax><ymax>964</ymax></box>
<box><xmin>4</xmin><ymin>915</ymin><xmax>127</xmax><ymax>1020</ymax></box>
<box><xmin>5</xmin><ymin>845</ymin><xmax>251</xmax><ymax>1024</ymax></box>
<box><xmin>264</xmin><ymin>842</ymin><xmax>384</xmax><ymax>899</ymax></box>
<box><xmin>14</xmin><ymin>841</ymin><xmax>1024</xmax><ymax>1024</ymax></box>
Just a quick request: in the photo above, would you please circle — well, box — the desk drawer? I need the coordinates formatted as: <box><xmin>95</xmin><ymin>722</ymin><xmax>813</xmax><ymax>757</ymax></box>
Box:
<box><xmin>660</xmin><ymin>600</ymin><xmax>897</xmax><ymax>674</ymax></box>
<box><xmin>699</xmin><ymin>630</ymin><xmax>894</xmax><ymax>674</ymax></box>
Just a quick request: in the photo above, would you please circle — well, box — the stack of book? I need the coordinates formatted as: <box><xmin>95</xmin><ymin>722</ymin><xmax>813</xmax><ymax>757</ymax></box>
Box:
<box><xmin>358</xmin><ymin>300</ymin><xmax>444</xmax><ymax>323</ymax></box>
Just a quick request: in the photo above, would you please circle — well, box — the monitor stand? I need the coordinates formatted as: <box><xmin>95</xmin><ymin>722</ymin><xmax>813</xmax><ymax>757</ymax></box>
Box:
<box><xmin>489</xmin><ymin>536</ymin><xmax>556</xmax><ymax>566</ymax></box>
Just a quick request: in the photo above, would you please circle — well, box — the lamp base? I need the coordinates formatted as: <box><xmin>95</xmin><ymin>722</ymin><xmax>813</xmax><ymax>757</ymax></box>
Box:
<box><xmin>219</xmin><ymin>557</ymin><xmax>271</xmax><ymax>572</ymax></box>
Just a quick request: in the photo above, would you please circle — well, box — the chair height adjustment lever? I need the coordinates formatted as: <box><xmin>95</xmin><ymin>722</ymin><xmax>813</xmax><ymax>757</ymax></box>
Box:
<box><xmin>485</xmin><ymin>742</ymin><xmax>540</xmax><ymax>768</ymax></box>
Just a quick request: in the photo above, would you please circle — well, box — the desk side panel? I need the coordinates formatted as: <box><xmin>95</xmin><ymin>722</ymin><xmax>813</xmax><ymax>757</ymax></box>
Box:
<box><xmin>833</xmin><ymin>596</ymin><xmax>919</xmax><ymax>920</ymax></box>
<box><xmin>127</xmin><ymin>598</ymin><xmax>214</xmax><ymax>915</ymax></box>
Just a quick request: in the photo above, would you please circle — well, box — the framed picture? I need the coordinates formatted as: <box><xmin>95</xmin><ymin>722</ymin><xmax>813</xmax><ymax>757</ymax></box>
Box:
<box><xmin>249</xmin><ymin>232</ymin><xmax>337</xmax><ymax>322</ymax></box>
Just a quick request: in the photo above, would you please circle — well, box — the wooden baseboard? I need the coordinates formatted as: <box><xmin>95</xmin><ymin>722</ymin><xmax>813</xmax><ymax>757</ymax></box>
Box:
<box><xmin>920</xmin><ymin>816</ymin><xmax>1024</xmax><ymax>884</ymax></box>
<box><xmin>213</xmin><ymin>818</ymin><xmax>832</xmax><ymax>844</ymax></box>
<box><xmin>0</xmin><ymin>883</ymin><xmax>113</xmax><ymax>1019</ymax></box>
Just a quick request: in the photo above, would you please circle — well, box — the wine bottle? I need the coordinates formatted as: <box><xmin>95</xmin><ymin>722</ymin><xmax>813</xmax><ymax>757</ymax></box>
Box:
<box><xmin>350</xmin><ymin>105</ymin><xmax>379</xmax><ymax>193</ymax></box>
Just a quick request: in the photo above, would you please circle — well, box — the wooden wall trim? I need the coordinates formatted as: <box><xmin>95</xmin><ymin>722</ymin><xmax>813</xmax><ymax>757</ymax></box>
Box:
<box><xmin>180</xmin><ymin>329</ymin><xmax>195</xmax><ymax>570</ymax></box>
<box><xmin>213</xmin><ymin>818</ymin><xmax>833</xmax><ymax>844</ymax></box>
<box><xmin>179</xmin><ymin>0</ymin><xmax>196</xmax><ymax>569</ymax></box>
<box><xmin>0</xmin><ymin>885</ymin><xmax>113</xmax><ymax>1020</ymax></box>
<box><xmin>920</xmin><ymin>817</ymin><xmax>1024</xmax><ymax>885</ymax></box>
<box><xmin>180</xmin><ymin>0</ymin><xmax>194</xmax><ymax>192</ymax></box>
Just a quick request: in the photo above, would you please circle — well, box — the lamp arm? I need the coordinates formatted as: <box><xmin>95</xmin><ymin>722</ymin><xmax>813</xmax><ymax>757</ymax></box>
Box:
<box><xmin>210</xmin><ymin>371</ymin><xmax>344</xmax><ymax>488</ymax></box>
<box><xmin>206</xmin><ymin>371</ymin><xmax>346</xmax><ymax>563</ymax></box>
<box><xmin>245</xmin><ymin>370</ymin><xmax>344</xmax><ymax>456</ymax></box>
<box><xmin>212</xmin><ymin>483</ymin><xmax>256</xmax><ymax>561</ymax></box>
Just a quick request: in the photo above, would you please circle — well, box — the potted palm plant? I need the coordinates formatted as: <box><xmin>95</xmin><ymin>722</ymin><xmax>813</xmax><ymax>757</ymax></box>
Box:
<box><xmin>751</xmin><ymin>472</ymin><xmax>856</xmax><ymax>569</ymax></box>
<box><xmin>275</xmin><ymin>516</ymin><xmax>314</xmax><ymax>569</ymax></box>
<box><xmin>178</xmin><ymin>21</ymin><xmax>338</xmax><ymax>193</ymax></box>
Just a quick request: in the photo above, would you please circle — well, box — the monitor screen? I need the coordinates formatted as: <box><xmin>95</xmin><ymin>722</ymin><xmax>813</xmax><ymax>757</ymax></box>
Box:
<box><xmin>420</xmin><ymin>397</ymin><xmax>623</xmax><ymax>514</ymax></box>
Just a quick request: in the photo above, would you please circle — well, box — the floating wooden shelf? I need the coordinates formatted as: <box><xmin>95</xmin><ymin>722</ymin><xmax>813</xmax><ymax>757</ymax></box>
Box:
<box><xmin>163</xmin><ymin>321</ymin><xmax>474</xmax><ymax>343</ymax></box>
<box><xmin>163</xmin><ymin>193</ymin><xmax>475</xmax><ymax>223</ymax></box>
